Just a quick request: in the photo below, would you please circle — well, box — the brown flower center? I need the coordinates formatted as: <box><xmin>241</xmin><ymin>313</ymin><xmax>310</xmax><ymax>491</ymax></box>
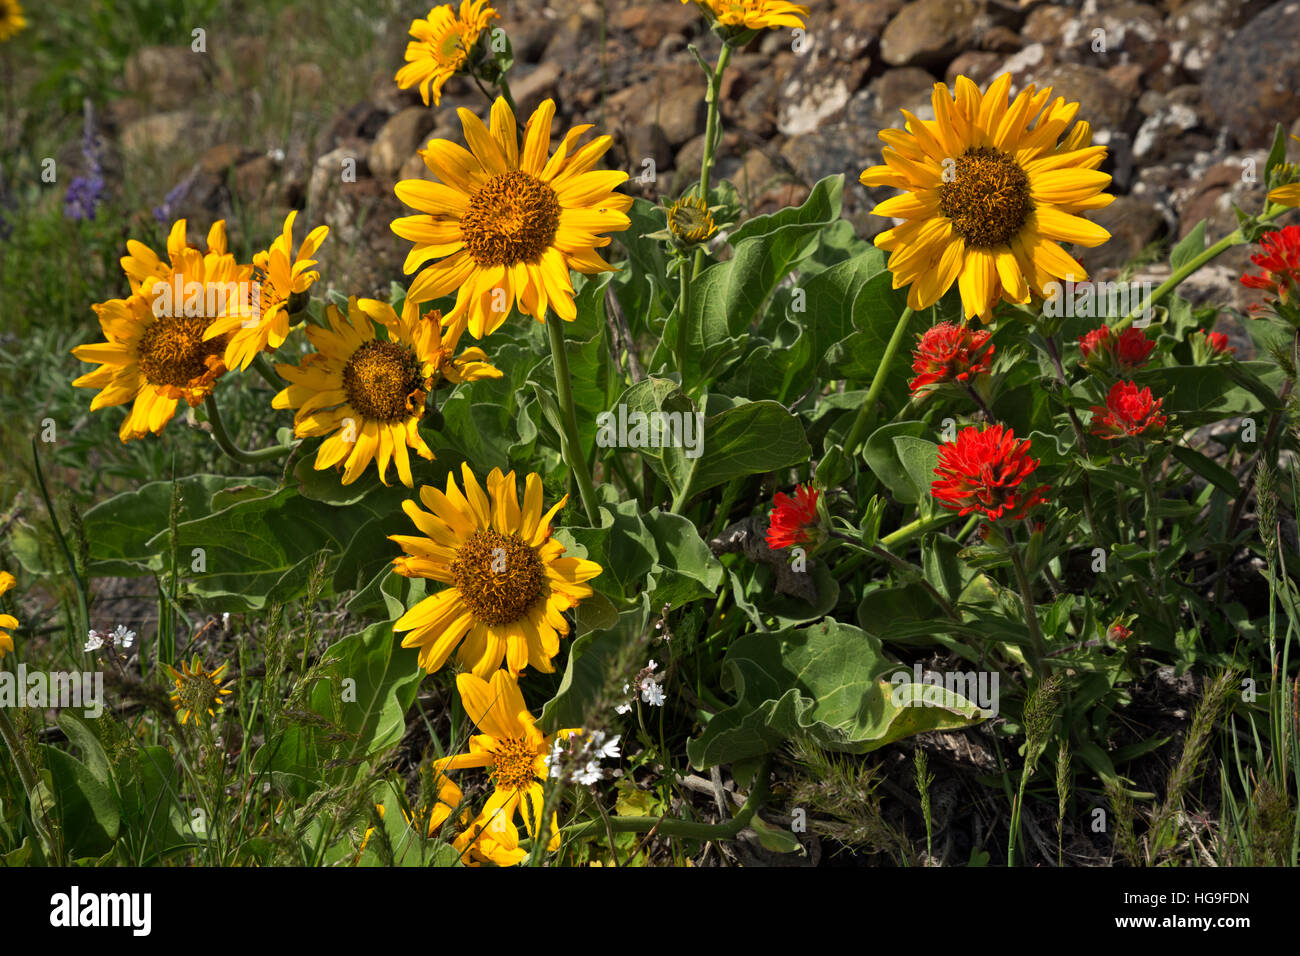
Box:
<box><xmin>939</xmin><ymin>147</ymin><xmax>1033</xmax><ymax>249</ymax></box>
<box><xmin>342</xmin><ymin>339</ymin><xmax>424</xmax><ymax>423</ymax></box>
<box><xmin>490</xmin><ymin>736</ymin><xmax>540</xmax><ymax>793</ymax></box>
<box><xmin>137</xmin><ymin>315</ymin><xmax>225</xmax><ymax>388</ymax></box>
<box><xmin>460</xmin><ymin>170</ymin><xmax>561</xmax><ymax>267</ymax></box>
<box><xmin>668</xmin><ymin>196</ymin><xmax>715</xmax><ymax>243</ymax></box>
<box><xmin>451</xmin><ymin>528</ymin><xmax>547</xmax><ymax>626</ymax></box>
<box><xmin>177</xmin><ymin>670</ymin><xmax>221</xmax><ymax>716</ymax></box>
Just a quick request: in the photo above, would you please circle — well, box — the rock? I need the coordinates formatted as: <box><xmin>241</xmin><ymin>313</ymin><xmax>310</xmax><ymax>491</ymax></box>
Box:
<box><xmin>291</xmin><ymin>63</ymin><xmax>326</xmax><ymax>98</ymax></box>
<box><xmin>308</xmin><ymin>146</ymin><xmax>407</xmax><ymax>297</ymax></box>
<box><xmin>606</xmin><ymin>63</ymin><xmax>707</xmax><ymax>147</ymax></box>
<box><xmin>1132</xmin><ymin>102</ymin><xmax>1202</xmax><ymax>163</ymax></box>
<box><xmin>865</xmin><ymin>67</ymin><xmax>940</xmax><ymax>124</ymax></box>
<box><xmin>980</xmin><ymin>26</ymin><xmax>1022</xmax><ymax>53</ymax></box>
<box><xmin>1203</xmin><ymin>1</ymin><xmax>1300</xmax><ymax>148</ymax></box>
<box><xmin>1021</xmin><ymin>4</ymin><xmax>1071</xmax><ymax>45</ymax></box>
<box><xmin>510</xmin><ymin>61</ymin><xmax>563</xmax><ymax>118</ymax></box>
<box><xmin>233</xmin><ymin>155</ymin><xmax>279</xmax><ymax>208</ymax></box>
<box><xmin>368</xmin><ymin>107</ymin><xmax>437</xmax><ymax>182</ymax></box>
<box><xmin>733</xmin><ymin>148</ymin><xmax>790</xmax><ymax>196</ymax></box>
<box><xmin>946</xmin><ymin>51</ymin><xmax>1003</xmax><ymax>86</ymax></box>
<box><xmin>124</xmin><ymin>46</ymin><xmax>210</xmax><ymax>112</ymax></box>
<box><xmin>1166</xmin><ymin>0</ymin><xmax>1273</xmax><ymax>75</ymax></box>
<box><xmin>398</xmin><ymin>151</ymin><xmax>438</xmax><ymax>184</ymax></box>
<box><xmin>612</xmin><ymin>122</ymin><xmax>673</xmax><ymax>183</ymax></box>
<box><xmin>1027</xmin><ymin>63</ymin><xmax>1131</xmax><ymax>134</ymax></box>
<box><xmin>777</xmin><ymin>75</ymin><xmax>851</xmax><ymax>135</ymax></box>
<box><xmin>121</xmin><ymin>111</ymin><xmax>203</xmax><ymax>154</ymax></box>
<box><xmin>880</xmin><ymin>0</ymin><xmax>984</xmax><ymax>68</ymax></box>
<box><xmin>1087</xmin><ymin>195</ymin><xmax>1170</xmax><ymax>272</ymax></box>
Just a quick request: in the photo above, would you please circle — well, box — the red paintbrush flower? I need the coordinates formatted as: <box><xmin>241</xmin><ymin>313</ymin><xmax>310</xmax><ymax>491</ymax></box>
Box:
<box><xmin>1241</xmin><ymin>225</ymin><xmax>1300</xmax><ymax>310</ymax></box>
<box><xmin>1200</xmin><ymin>330</ymin><xmax>1232</xmax><ymax>354</ymax></box>
<box><xmin>931</xmin><ymin>425</ymin><xmax>1050</xmax><ymax>522</ymax></box>
<box><xmin>908</xmin><ymin>322</ymin><xmax>994</xmax><ymax>393</ymax></box>
<box><xmin>766</xmin><ymin>484</ymin><xmax>820</xmax><ymax>550</ymax></box>
<box><xmin>1078</xmin><ymin>325</ymin><xmax>1155</xmax><ymax>374</ymax></box>
<box><xmin>1089</xmin><ymin>380</ymin><xmax>1167</xmax><ymax>440</ymax></box>
<box><xmin>1107</xmin><ymin>622</ymin><xmax>1132</xmax><ymax>643</ymax></box>
<box><xmin>1193</xmin><ymin>328</ymin><xmax>1234</xmax><ymax>362</ymax></box>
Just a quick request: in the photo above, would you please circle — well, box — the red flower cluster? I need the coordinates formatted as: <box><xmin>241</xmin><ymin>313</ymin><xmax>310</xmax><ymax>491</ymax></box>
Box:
<box><xmin>1107</xmin><ymin>623</ymin><xmax>1132</xmax><ymax>643</ymax></box>
<box><xmin>1241</xmin><ymin>225</ymin><xmax>1300</xmax><ymax>309</ymax></box>
<box><xmin>1089</xmin><ymin>380</ymin><xmax>1167</xmax><ymax>440</ymax></box>
<box><xmin>1078</xmin><ymin>325</ymin><xmax>1155</xmax><ymax>374</ymax></box>
<box><xmin>908</xmin><ymin>322</ymin><xmax>994</xmax><ymax>393</ymax></box>
<box><xmin>931</xmin><ymin>425</ymin><xmax>1050</xmax><ymax>522</ymax></box>
<box><xmin>766</xmin><ymin>484</ymin><xmax>819</xmax><ymax>550</ymax></box>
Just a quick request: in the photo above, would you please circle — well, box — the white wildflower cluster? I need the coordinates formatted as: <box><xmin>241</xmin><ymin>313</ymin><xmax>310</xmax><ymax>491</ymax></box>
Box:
<box><xmin>549</xmin><ymin>729</ymin><xmax>622</xmax><ymax>786</ymax></box>
<box><xmin>84</xmin><ymin>624</ymin><xmax>135</xmax><ymax>653</ymax></box>
<box><xmin>615</xmin><ymin>659</ymin><xmax>663</xmax><ymax>714</ymax></box>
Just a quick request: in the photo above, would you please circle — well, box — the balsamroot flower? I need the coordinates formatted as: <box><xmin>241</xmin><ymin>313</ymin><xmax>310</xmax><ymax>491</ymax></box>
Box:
<box><xmin>932</xmin><ymin>424</ymin><xmax>1050</xmax><ymax>521</ymax></box>
<box><xmin>860</xmin><ymin>73</ymin><xmax>1113</xmax><ymax>322</ymax></box>
<box><xmin>682</xmin><ymin>0</ymin><xmax>809</xmax><ymax>32</ymax></box>
<box><xmin>1089</xmin><ymin>380</ymin><xmax>1167</xmax><ymax>440</ymax></box>
<box><xmin>1078</xmin><ymin>325</ymin><xmax>1155</xmax><ymax>374</ymax></box>
<box><xmin>72</xmin><ymin>220</ymin><xmax>247</xmax><ymax>441</ymax></box>
<box><xmin>434</xmin><ymin>670</ymin><xmax>580</xmax><ymax>863</ymax></box>
<box><xmin>908</xmin><ymin>322</ymin><xmax>994</xmax><ymax>393</ymax></box>
<box><xmin>272</xmin><ymin>295</ymin><xmax>499</xmax><ymax>487</ymax></box>
<box><xmin>206</xmin><ymin>211</ymin><xmax>328</xmax><ymax>371</ymax></box>
<box><xmin>166</xmin><ymin>657</ymin><xmax>233</xmax><ymax>725</ymax></box>
<box><xmin>1241</xmin><ymin>225</ymin><xmax>1300</xmax><ymax>313</ymax></box>
<box><xmin>391</xmin><ymin>97</ymin><xmax>632</xmax><ymax>337</ymax></box>
<box><xmin>765</xmin><ymin>484</ymin><xmax>820</xmax><ymax>549</ymax></box>
<box><xmin>390</xmin><ymin>464</ymin><xmax>602</xmax><ymax>677</ymax></box>
<box><xmin>0</xmin><ymin>571</ymin><xmax>18</xmax><ymax>660</ymax></box>
<box><xmin>395</xmin><ymin>1</ymin><xmax>499</xmax><ymax>107</ymax></box>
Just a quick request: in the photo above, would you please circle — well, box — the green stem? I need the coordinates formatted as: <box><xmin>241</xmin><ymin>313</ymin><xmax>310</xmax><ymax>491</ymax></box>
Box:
<box><xmin>1115</xmin><ymin>204</ymin><xmax>1288</xmax><ymax>331</ymax></box>
<box><xmin>690</xmin><ymin>41</ymin><xmax>733</xmax><ymax>281</ymax></box>
<box><xmin>879</xmin><ymin>509</ymin><xmax>958</xmax><ymax>549</ymax></box>
<box><xmin>676</xmin><ymin>259</ymin><xmax>691</xmax><ymax>378</ymax></box>
<box><xmin>1006</xmin><ymin>526</ymin><xmax>1047</xmax><ymax>677</ymax></box>
<box><xmin>497</xmin><ymin>74</ymin><xmax>519</xmax><ymax>122</ymax></box>
<box><xmin>203</xmin><ymin>394</ymin><xmax>295</xmax><ymax>465</ymax></box>
<box><xmin>545</xmin><ymin>311</ymin><xmax>602</xmax><ymax>525</ymax></box>
<box><xmin>30</xmin><ymin>439</ymin><xmax>90</xmax><ymax>641</ymax></box>
<box><xmin>251</xmin><ymin>353</ymin><xmax>283</xmax><ymax>390</ymax></box>
<box><xmin>843</xmin><ymin>307</ymin><xmax>915</xmax><ymax>456</ymax></box>
<box><xmin>563</xmin><ymin>756</ymin><xmax>771</xmax><ymax>843</ymax></box>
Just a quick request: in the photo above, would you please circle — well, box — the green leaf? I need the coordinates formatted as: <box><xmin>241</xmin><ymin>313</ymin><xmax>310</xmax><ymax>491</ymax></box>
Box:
<box><xmin>893</xmin><ymin>435</ymin><xmax>940</xmax><ymax>500</ymax></box>
<box><xmin>1265</xmin><ymin>122</ymin><xmax>1289</xmax><ymax>185</ymax></box>
<box><xmin>40</xmin><ymin>745</ymin><xmax>121</xmax><ymax>857</ymax></box>
<box><xmin>686</xmin><ymin>619</ymin><xmax>986</xmax><ymax>769</ymax></box>
<box><xmin>643</xmin><ymin>509</ymin><xmax>724</xmax><ymax>609</ymax></box>
<box><xmin>1171</xmin><ymin>444</ymin><xmax>1240</xmax><ymax>496</ymax></box>
<box><xmin>863</xmin><ymin>420</ymin><xmax>927</xmax><ymax>503</ymax></box>
<box><xmin>1169</xmin><ymin>220</ymin><xmax>1206</xmax><ymax>272</ymax></box>
<box><xmin>538</xmin><ymin>597</ymin><xmax>651</xmax><ymax>732</ymax></box>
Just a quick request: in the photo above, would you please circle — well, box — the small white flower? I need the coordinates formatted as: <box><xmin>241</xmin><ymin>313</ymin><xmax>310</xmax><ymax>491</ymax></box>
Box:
<box><xmin>547</xmin><ymin>739</ymin><xmax>565</xmax><ymax>779</ymax></box>
<box><xmin>112</xmin><ymin>624</ymin><xmax>135</xmax><ymax>649</ymax></box>
<box><xmin>641</xmin><ymin>679</ymin><xmax>664</xmax><ymax>707</ymax></box>
<box><xmin>594</xmin><ymin>733</ymin><xmax>621</xmax><ymax>760</ymax></box>
<box><xmin>221</xmin><ymin>612</ymin><xmax>230</xmax><ymax>627</ymax></box>
<box><xmin>614</xmin><ymin>701</ymin><xmax>632</xmax><ymax>715</ymax></box>
<box><xmin>646</xmin><ymin>659</ymin><xmax>658</xmax><ymax>672</ymax></box>
<box><xmin>84</xmin><ymin>630</ymin><xmax>104</xmax><ymax>652</ymax></box>
<box><xmin>573</xmin><ymin>760</ymin><xmax>603</xmax><ymax>786</ymax></box>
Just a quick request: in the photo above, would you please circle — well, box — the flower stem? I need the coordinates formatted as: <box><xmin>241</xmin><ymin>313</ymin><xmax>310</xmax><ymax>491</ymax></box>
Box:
<box><xmin>676</xmin><ymin>259</ymin><xmax>691</xmax><ymax>378</ymax></box>
<box><xmin>0</xmin><ymin>707</ymin><xmax>60</xmax><ymax>863</ymax></box>
<box><xmin>1114</xmin><ymin>204</ymin><xmax>1287</xmax><ymax>331</ymax></box>
<box><xmin>202</xmin><ymin>394</ymin><xmax>295</xmax><ymax>465</ymax></box>
<box><xmin>690</xmin><ymin>41</ymin><xmax>733</xmax><ymax>281</ymax></box>
<box><xmin>545</xmin><ymin>310</ymin><xmax>602</xmax><ymax>525</ymax></box>
<box><xmin>843</xmin><ymin>306</ymin><xmax>915</xmax><ymax>456</ymax></box>
<box><xmin>30</xmin><ymin>439</ymin><xmax>90</xmax><ymax>641</ymax></box>
<box><xmin>251</xmin><ymin>353</ymin><xmax>283</xmax><ymax>390</ymax></box>
<box><xmin>1005</xmin><ymin>526</ymin><xmax>1048</xmax><ymax>677</ymax></box>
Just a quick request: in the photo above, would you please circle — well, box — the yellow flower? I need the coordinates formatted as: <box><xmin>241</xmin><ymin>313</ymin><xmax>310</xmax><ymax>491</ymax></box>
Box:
<box><xmin>392</xmin><ymin>96</ymin><xmax>632</xmax><ymax>337</ymax></box>
<box><xmin>1269</xmin><ymin>183</ymin><xmax>1300</xmax><ymax>209</ymax></box>
<box><xmin>358</xmin><ymin>773</ymin><xmax>468</xmax><ymax>859</ymax></box>
<box><xmin>396</xmin><ymin>0</ymin><xmax>499</xmax><ymax>107</ymax></box>
<box><xmin>273</xmin><ymin>295</ymin><xmax>500</xmax><ymax>487</ymax></box>
<box><xmin>391</xmin><ymin>463</ymin><xmax>602</xmax><ymax>677</ymax></box>
<box><xmin>0</xmin><ymin>571</ymin><xmax>18</xmax><ymax>661</ymax></box>
<box><xmin>72</xmin><ymin>220</ymin><xmax>247</xmax><ymax>441</ymax></box>
<box><xmin>0</xmin><ymin>0</ymin><xmax>27</xmax><ymax>41</ymax></box>
<box><xmin>205</xmin><ymin>211</ymin><xmax>328</xmax><ymax>371</ymax></box>
<box><xmin>683</xmin><ymin>0</ymin><xmax>808</xmax><ymax>32</ymax></box>
<box><xmin>860</xmin><ymin>74</ymin><xmax>1114</xmax><ymax>322</ymax></box>
<box><xmin>434</xmin><ymin>670</ymin><xmax>579</xmax><ymax>862</ymax></box>
<box><xmin>166</xmin><ymin>657</ymin><xmax>232</xmax><ymax>724</ymax></box>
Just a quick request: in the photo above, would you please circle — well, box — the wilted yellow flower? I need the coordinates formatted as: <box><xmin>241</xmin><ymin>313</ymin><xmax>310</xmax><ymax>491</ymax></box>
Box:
<box><xmin>72</xmin><ymin>220</ymin><xmax>247</xmax><ymax>441</ymax></box>
<box><xmin>204</xmin><ymin>211</ymin><xmax>328</xmax><ymax>371</ymax></box>
<box><xmin>860</xmin><ymin>74</ymin><xmax>1114</xmax><ymax>322</ymax></box>
<box><xmin>667</xmin><ymin>195</ymin><xmax>717</xmax><ymax>244</ymax></box>
<box><xmin>395</xmin><ymin>1</ymin><xmax>499</xmax><ymax>107</ymax></box>
<box><xmin>166</xmin><ymin>657</ymin><xmax>232</xmax><ymax>724</ymax></box>
<box><xmin>391</xmin><ymin>463</ymin><xmax>602</xmax><ymax>677</ymax></box>
<box><xmin>392</xmin><ymin>97</ymin><xmax>632</xmax><ymax>337</ymax></box>
<box><xmin>272</xmin><ymin>295</ymin><xmax>499</xmax><ymax>487</ymax></box>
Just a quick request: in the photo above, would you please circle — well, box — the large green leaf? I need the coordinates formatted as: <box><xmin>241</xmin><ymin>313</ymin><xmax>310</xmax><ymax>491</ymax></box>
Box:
<box><xmin>538</xmin><ymin>596</ymin><xmax>651</xmax><ymax>732</ymax></box>
<box><xmin>40</xmin><ymin>745</ymin><xmax>121</xmax><ymax>857</ymax></box>
<box><xmin>686</xmin><ymin>619</ymin><xmax>986</xmax><ymax>769</ymax></box>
